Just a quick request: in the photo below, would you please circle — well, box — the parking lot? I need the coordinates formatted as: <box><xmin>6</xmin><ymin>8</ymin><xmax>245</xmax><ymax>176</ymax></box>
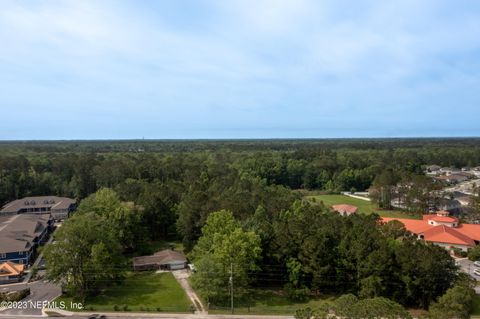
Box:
<box><xmin>456</xmin><ymin>258</ymin><xmax>480</xmax><ymax>293</ymax></box>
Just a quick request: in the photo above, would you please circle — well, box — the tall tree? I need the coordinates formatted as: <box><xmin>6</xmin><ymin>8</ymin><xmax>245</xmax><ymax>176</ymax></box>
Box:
<box><xmin>43</xmin><ymin>212</ymin><xmax>125</xmax><ymax>300</ymax></box>
<box><xmin>191</xmin><ymin>210</ymin><xmax>262</xmax><ymax>304</ymax></box>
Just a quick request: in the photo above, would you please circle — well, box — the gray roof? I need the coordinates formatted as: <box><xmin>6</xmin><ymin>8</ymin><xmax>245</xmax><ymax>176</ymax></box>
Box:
<box><xmin>1</xmin><ymin>196</ymin><xmax>75</xmax><ymax>214</ymax></box>
<box><xmin>133</xmin><ymin>249</ymin><xmax>186</xmax><ymax>267</ymax></box>
<box><xmin>0</xmin><ymin>214</ymin><xmax>51</xmax><ymax>254</ymax></box>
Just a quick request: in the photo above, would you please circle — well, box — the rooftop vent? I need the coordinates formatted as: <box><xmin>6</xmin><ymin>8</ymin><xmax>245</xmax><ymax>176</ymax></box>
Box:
<box><xmin>30</xmin><ymin>200</ymin><xmax>35</xmax><ymax>205</ymax></box>
<box><xmin>49</xmin><ymin>199</ymin><xmax>55</xmax><ymax>204</ymax></box>
<box><xmin>24</xmin><ymin>201</ymin><xmax>29</xmax><ymax>205</ymax></box>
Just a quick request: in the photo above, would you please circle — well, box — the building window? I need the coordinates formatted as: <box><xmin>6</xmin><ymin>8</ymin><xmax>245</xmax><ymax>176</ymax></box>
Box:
<box><xmin>0</xmin><ymin>253</ymin><xmax>6</xmax><ymax>259</ymax></box>
<box><xmin>19</xmin><ymin>251</ymin><xmax>24</xmax><ymax>255</ymax></box>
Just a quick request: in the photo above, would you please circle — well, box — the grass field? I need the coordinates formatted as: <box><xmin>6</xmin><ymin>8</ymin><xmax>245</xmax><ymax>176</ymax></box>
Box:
<box><xmin>305</xmin><ymin>194</ymin><xmax>422</xmax><ymax>219</ymax></box>
<box><xmin>208</xmin><ymin>289</ymin><xmax>337</xmax><ymax>315</ymax></box>
<box><xmin>57</xmin><ymin>272</ymin><xmax>192</xmax><ymax>313</ymax></box>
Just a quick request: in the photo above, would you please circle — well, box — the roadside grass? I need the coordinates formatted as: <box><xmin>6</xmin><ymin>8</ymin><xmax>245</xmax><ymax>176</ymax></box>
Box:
<box><xmin>305</xmin><ymin>194</ymin><xmax>422</xmax><ymax>220</ymax></box>
<box><xmin>56</xmin><ymin>272</ymin><xmax>191</xmax><ymax>313</ymax></box>
<box><xmin>207</xmin><ymin>288</ymin><xmax>426</xmax><ymax>316</ymax></box>
<box><xmin>207</xmin><ymin>288</ymin><xmax>337</xmax><ymax>315</ymax></box>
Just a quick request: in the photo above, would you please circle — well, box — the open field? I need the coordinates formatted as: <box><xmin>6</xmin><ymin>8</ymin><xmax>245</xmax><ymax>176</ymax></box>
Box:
<box><xmin>208</xmin><ymin>289</ymin><xmax>337</xmax><ymax>315</ymax></box>
<box><xmin>57</xmin><ymin>272</ymin><xmax>191</xmax><ymax>313</ymax></box>
<box><xmin>305</xmin><ymin>194</ymin><xmax>422</xmax><ymax>219</ymax></box>
<box><xmin>207</xmin><ymin>289</ymin><xmax>431</xmax><ymax>317</ymax></box>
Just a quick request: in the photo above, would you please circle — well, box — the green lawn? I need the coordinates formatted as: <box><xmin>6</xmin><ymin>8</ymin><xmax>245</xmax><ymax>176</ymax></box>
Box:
<box><xmin>305</xmin><ymin>194</ymin><xmax>422</xmax><ymax>219</ymax></box>
<box><xmin>208</xmin><ymin>289</ymin><xmax>337</xmax><ymax>315</ymax></box>
<box><xmin>56</xmin><ymin>272</ymin><xmax>192</xmax><ymax>313</ymax></box>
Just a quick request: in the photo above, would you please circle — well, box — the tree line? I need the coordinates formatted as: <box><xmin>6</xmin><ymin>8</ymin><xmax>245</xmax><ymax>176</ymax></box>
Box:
<box><xmin>190</xmin><ymin>202</ymin><xmax>458</xmax><ymax>310</ymax></box>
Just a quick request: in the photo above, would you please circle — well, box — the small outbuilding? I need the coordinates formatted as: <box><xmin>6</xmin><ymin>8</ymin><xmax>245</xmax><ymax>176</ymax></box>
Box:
<box><xmin>133</xmin><ymin>249</ymin><xmax>187</xmax><ymax>271</ymax></box>
<box><xmin>332</xmin><ymin>204</ymin><xmax>358</xmax><ymax>216</ymax></box>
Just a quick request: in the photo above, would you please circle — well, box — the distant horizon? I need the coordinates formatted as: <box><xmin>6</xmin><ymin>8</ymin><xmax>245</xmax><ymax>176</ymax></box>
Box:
<box><xmin>1</xmin><ymin>136</ymin><xmax>480</xmax><ymax>142</ymax></box>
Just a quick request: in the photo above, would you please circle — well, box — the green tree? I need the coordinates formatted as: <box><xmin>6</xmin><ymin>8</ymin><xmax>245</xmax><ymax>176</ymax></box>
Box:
<box><xmin>428</xmin><ymin>281</ymin><xmax>476</xmax><ymax>319</ymax></box>
<box><xmin>43</xmin><ymin>212</ymin><xmax>124</xmax><ymax>300</ymax></box>
<box><xmin>395</xmin><ymin>238</ymin><xmax>457</xmax><ymax>308</ymax></box>
<box><xmin>467</xmin><ymin>245</ymin><xmax>480</xmax><ymax>261</ymax></box>
<box><xmin>77</xmin><ymin>188</ymin><xmax>145</xmax><ymax>251</ymax></box>
<box><xmin>191</xmin><ymin>210</ymin><xmax>262</xmax><ymax>304</ymax></box>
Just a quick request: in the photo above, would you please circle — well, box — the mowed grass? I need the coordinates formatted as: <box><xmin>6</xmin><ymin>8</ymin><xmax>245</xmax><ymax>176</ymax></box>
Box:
<box><xmin>305</xmin><ymin>194</ymin><xmax>422</xmax><ymax>219</ymax></box>
<box><xmin>208</xmin><ymin>289</ymin><xmax>337</xmax><ymax>315</ymax></box>
<box><xmin>57</xmin><ymin>272</ymin><xmax>191</xmax><ymax>313</ymax></box>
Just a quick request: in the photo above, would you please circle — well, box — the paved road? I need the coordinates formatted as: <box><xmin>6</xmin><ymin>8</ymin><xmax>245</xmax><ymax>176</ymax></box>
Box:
<box><xmin>456</xmin><ymin>258</ymin><xmax>480</xmax><ymax>293</ymax></box>
<box><xmin>0</xmin><ymin>280</ymin><xmax>61</xmax><ymax>316</ymax></box>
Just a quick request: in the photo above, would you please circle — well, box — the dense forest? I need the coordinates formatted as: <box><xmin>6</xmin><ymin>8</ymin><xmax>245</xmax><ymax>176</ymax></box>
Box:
<box><xmin>2</xmin><ymin>139</ymin><xmax>480</xmax><ymax>315</ymax></box>
<box><xmin>2</xmin><ymin>138</ymin><xmax>480</xmax><ymax>245</ymax></box>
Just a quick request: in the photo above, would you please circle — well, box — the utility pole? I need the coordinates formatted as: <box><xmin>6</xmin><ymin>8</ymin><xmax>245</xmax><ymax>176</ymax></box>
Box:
<box><xmin>229</xmin><ymin>263</ymin><xmax>234</xmax><ymax>314</ymax></box>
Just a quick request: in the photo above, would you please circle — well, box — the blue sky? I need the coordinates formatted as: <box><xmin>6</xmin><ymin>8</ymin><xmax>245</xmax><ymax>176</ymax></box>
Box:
<box><xmin>1</xmin><ymin>0</ymin><xmax>480</xmax><ymax>139</ymax></box>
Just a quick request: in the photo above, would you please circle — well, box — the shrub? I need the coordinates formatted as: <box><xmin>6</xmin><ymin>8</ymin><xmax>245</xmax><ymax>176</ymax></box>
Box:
<box><xmin>0</xmin><ymin>289</ymin><xmax>31</xmax><ymax>302</ymax></box>
<box><xmin>467</xmin><ymin>245</ymin><xmax>480</xmax><ymax>261</ymax></box>
<box><xmin>428</xmin><ymin>282</ymin><xmax>475</xmax><ymax>319</ymax></box>
<box><xmin>284</xmin><ymin>283</ymin><xmax>310</xmax><ymax>302</ymax></box>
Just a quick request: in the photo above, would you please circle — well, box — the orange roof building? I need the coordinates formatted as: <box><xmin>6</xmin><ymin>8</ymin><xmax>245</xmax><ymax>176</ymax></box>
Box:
<box><xmin>0</xmin><ymin>261</ymin><xmax>25</xmax><ymax>284</ymax></box>
<box><xmin>332</xmin><ymin>204</ymin><xmax>358</xmax><ymax>216</ymax></box>
<box><xmin>382</xmin><ymin>211</ymin><xmax>480</xmax><ymax>252</ymax></box>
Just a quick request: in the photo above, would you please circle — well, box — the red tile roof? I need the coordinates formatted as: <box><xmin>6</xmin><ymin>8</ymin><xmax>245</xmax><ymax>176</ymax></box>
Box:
<box><xmin>332</xmin><ymin>204</ymin><xmax>358</xmax><ymax>214</ymax></box>
<box><xmin>456</xmin><ymin>224</ymin><xmax>480</xmax><ymax>241</ymax></box>
<box><xmin>426</xmin><ymin>215</ymin><xmax>458</xmax><ymax>223</ymax></box>
<box><xmin>436</xmin><ymin>210</ymin><xmax>450</xmax><ymax>216</ymax></box>
<box><xmin>423</xmin><ymin>225</ymin><xmax>475</xmax><ymax>246</ymax></box>
<box><xmin>380</xmin><ymin>217</ymin><xmax>480</xmax><ymax>247</ymax></box>
<box><xmin>382</xmin><ymin>217</ymin><xmax>432</xmax><ymax>234</ymax></box>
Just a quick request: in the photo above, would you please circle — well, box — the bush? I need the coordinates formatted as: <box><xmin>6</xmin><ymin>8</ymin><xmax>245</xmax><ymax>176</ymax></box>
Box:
<box><xmin>0</xmin><ymin>289</ymin><xmax>30</xmax><ymax>302</ymax></box>
<box><xmin>428</xmin><ymin>281</ymin><xmax>476</xmax><ymax>319</ymax></box>
<box><xmin>284</xmin><ymin>283</ymin><xmax>310</xmax><ymax>302</ymax></box>
<box><xmin>295</xmin><ymin>294</ymin><xmax>411</xmax><ymax>319</ymax></box>
<box><xmin>113</xmin><ymin>304</ymin><xmax>119</xmax><ymax>311</ymax></box>
<box><xmin>467</xmin><ymin>245</ymin><xmax>480</xmax><ymax>261</ymax></box>
<box><xmin>452</xmin><ymin>248</ymin><xmax>468</xmax><ymax>258</ymax></box>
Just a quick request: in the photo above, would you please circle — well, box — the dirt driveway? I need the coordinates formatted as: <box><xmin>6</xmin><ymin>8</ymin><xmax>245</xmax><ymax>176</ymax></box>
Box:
<box><xmin>172</xmin><ymin>269</ymin><xmax>206</xmax><ymax>314</ymax></box>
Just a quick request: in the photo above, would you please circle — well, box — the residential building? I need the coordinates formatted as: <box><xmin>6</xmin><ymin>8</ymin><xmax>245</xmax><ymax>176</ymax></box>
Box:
<box><xmin>0</xmin><ymin>261</ymin><xmax>25</xmax><ymax>284</ymax></box>
<box><xmin>0</xmin><ymin>214</ymin><xmax>53</xmax><ymax>265</ymax></box>
<box><xmin>436</xmin><ymin>198</ymin><xmax>462</xmax><ymax>212</ymax></box>
<box><xmin>426</xmin><ymin>165</ymin><xmax>441</xmax><ymax>172</ymax></box>
<box><xmin>133</xmin><ymin>249</ymin><xmax>187</xmax><ymax>271</ymax></box>
<box><xmin>382</xmin><ymin>212</ymin><xmax>480</xmax><ymax>252</ymax></box>
<box><xmin>449</xmin><ymin>191</ymin><xmax>473</xmax><ymax>206</ymax></box>
<box><xmin>332</xmin><ymin>204</ymin><xmax>358</xmax><ymax>216</ymax></box>
<box><xmin>435</xmin><ymin>174</ymin><xmax>469</xmax><ymax>184</ymax></box>
<box><xmin>0</xmin><ymin>196</ymin><xmax>76</xmax><ymax>220</ymax></box>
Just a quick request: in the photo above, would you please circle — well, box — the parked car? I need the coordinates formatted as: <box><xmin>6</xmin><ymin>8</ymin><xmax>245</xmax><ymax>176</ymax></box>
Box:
<box><xmin>474</xmin><ymin>261</ymin><xmax>480</xmax><ymax>267</ymax></box>
<box><xmin>474</xmin><ymin>269</ymin><xmax>480</xmax><ymax>276</ymax></box>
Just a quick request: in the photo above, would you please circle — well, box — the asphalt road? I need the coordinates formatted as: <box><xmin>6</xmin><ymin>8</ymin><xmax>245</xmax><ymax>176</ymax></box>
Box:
<box><xmin>456</xmin><ymin>258</ymin><xmax>480</xmax><ymax>293</ymax></box>
<box><xmin>0</xmin><ymin>279</ymin><xmax>61</xmax><ymax>316</ymax></box>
